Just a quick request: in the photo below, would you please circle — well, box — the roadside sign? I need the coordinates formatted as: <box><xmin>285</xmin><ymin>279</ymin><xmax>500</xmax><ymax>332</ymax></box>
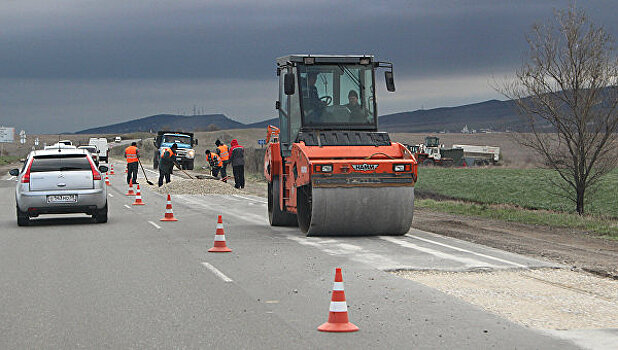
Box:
<box><xmin>0</xmin><ymin>127</ymin><xmax>15</xmax><ymax>143</ymax></box>
<box><xmin>35</xmin><ymin>137</ymin><xmax>39</xmax><ymax>146</ymax></box>
<box><xmin>258</xmin><ymin>139</ymin><xmax>266</xmax><ymax>148</ymax></box>
<box><xmin>19</xmin><ymin>130</ymin><xmax>26</xmax><ymax>144</ymax></box>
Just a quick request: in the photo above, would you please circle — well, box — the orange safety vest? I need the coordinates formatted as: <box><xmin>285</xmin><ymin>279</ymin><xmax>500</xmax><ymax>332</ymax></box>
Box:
<box><xmin>217</xmin><ymin>144</ymin><xmax>229</xmax><ymax>161</ymax></box>
<box><xmin>161</xmin><ymin>148</ymin><xmax>175</xmax><ymax>158</ymax></box>
<box><xmin>207</xmin><ymin>153</ymin><xmax>223</xmax><ymax>167</ymax></box>
<box><xmin>125</xmin><ymin>145</ymin><xmax>139</xmax><ymax>163</ymax></box>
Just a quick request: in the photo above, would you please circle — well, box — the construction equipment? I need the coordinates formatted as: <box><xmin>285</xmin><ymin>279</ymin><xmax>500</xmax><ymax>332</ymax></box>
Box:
<box><xmin>264</xmin><ymin>55</ymin><xmax>417</xmax><ymax>236</ymax></box>
<box><xmin>407</xmin><ymin>136</ymin><xmax>454</xmax><ymax>167</ymax></box>
<box><xmin>153</xmin><ymin>131</ymin><xmax>198</xmax><ymax>170</ymax></box>
<box><xmin>452</xmin><ymin>144</ymin><xmax>500</xmax><ymax>165</ymax></box>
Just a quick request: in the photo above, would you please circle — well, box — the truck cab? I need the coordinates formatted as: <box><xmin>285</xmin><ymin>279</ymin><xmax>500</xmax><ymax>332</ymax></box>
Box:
<box><xmin>153</xmin><ymin>131</ymin><xmax>198</xmax><ymax>170</ymax></box>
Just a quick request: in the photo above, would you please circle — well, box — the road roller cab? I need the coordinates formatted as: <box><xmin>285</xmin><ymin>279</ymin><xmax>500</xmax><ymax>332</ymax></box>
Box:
<box><xmin>265</xmin><ymin>55</ymin><xmax>418</xmax><ymax>236</ymax></box>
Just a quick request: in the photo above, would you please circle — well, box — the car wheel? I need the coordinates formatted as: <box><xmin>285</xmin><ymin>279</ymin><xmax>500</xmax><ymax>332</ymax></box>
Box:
<box><xmin>93</xmin><ymin>202</ymin><xmax>108</xmax><ymax>223</ymax></box>
<box><xmin>186</xmin><ymin>161</ymin><xmax>194</xmax><ymax>170</ymax></box>
<box><xmin>16</xmin><ymin>206</ymin><xmax>30</xmax><ymax>226</ymax></box>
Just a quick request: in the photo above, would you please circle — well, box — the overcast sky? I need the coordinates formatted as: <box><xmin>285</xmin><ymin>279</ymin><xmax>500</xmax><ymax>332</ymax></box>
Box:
<box><xmin>1</xmin><ymin>0</ymin><xmax>617</xmax><ymax>133</ymax></box>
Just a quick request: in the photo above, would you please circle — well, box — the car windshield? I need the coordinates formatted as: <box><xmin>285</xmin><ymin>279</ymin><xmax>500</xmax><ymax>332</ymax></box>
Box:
<box><xmin>31</xmin><ymin>154</ymin><xmax>91</xmax><ymax>172</ymax></box>
<box><xmin>298</xmin><ymin>64</ymin><xmax>375</xmax><ymax>128</ymax></box>
<box><xmin>163</xmin><ymin>135</ymin><xmax>191</xmax><ymax>144</ymax></box>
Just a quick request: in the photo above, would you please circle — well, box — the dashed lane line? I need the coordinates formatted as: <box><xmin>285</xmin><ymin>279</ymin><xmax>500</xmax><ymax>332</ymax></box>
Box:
<box><xmin>108</xmin><ymin>193</ymin><xmax>114</xmax><ymax>197</ymax></box>
<box><xmin>407</xmin><ymin>234</ymin><xmax>528</xmax><ymax>268</ymax></box>
<box><xmin>123</xmin><ymin>204</ymin><xmax>131</xmax><ymax>209</ymax></box>
<box><xmin>201</xmin><ymin>262</ymin><xmax>233</xmax><ymax>282</ymax></box>
<box><xmin>148</xmin><ymin>221</ymin><xmax>161</xmax><ymax>229</ymax></box>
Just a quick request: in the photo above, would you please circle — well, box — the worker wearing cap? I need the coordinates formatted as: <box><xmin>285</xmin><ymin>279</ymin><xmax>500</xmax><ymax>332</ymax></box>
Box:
<box><xmin>215</xmin><ymin>139</ymin><xmax>229</xmax><ymax>182</ymax></box>
<box><xmin>158</xmin><ymin>143</ymin><xmax>177</xmax><ymax>187</ymax></box>
<box><xmin>205</xmin><ymin>149</ymin><xmax>223</xmax><ymax>179</ymax></box>
<box><xmin>124</xmin><ymin>142</ymin><xmax>140</xmax><ymax>185</ymax></box>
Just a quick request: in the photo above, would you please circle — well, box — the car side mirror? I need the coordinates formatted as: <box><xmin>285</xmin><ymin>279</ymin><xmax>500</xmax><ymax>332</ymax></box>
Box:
<box><xmin>99</xmin><ymin>165</ymin><xmax>109</xmax><ymax>173</ymax></box>
<box><xmin>385</xmin><ymin>71</ymin><xmax>395</xmax><ymax>92</ymax></box>
<box><xmin>284</xmin><ymin>73</ymin><xmax>295</xmax><ymax>95</ymax></box>
<box><xmin>9</xmin><ymin>169</ymin><xmax>19</xmax><ymax>176</ymax></box>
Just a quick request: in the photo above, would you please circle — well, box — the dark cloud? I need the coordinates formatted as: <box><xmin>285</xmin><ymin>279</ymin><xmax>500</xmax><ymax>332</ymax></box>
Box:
<box><xmin>1</xmin><ymin>0</ymin><xmax>616</xmax><ymax>133</ymax></box>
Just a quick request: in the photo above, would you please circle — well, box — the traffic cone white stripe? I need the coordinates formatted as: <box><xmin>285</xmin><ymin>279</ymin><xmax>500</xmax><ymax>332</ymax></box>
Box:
<box><xmin>214</xmin><ymin>235</ymin><xmax>226</xmax><ymax>241</ymax></box>
<box><xmin>216</xmin><ymin>223</ymin><xmax>224</xmax><ymax>229</ymax></box>
<box><xmin>329</xmin><ymin>301</ymin><xmax>348</xmax><ymax>312</ymax></box>
<box><xmin>166</xmin><ymin>208</ymin><xmax>173</xmax><ymax>213</ymax></box>
<box><xmin>332</xmin><ymin>282</ymin><xmax>345</xmax><ymax>291</ymax></box>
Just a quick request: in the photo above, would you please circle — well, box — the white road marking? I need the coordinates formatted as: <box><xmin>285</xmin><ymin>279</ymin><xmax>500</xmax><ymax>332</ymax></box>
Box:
<box><xmin>232</xmin><ymin>194</ymin><xmax>267</xmax><ymax>204</ymax></box>
<box><xmin>407</xmin><ymin>234</ymin><xmax>528</xmax><ymax>268</ymax></box>
<box><xmin>108</xmin><ymin>193</ymin><xmax>114</xmax><ymax>197</ymax></box>
<box><xmin>148</xmin><ymin>221</ymin><xmax>161</xmax><ymax>229</ymax></box>
<box><xmin>380</xmin><ymin>236</ymin><xmax>499</xmax><ymax>268</ymax></box>
<box><xmin>123</xmin><ymin>204</ymin><xmax>131</xmax><ymax>209</ymax></box>
<box><xmin>201</xmin><ymin>262</ymin><xmax>233</xmax><ymax>282</ymax></box>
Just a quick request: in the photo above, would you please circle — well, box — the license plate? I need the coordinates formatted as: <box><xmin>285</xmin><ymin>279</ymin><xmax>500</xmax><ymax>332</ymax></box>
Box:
<box><xmin>47</xmin><ymin>194</ymin><xmax>77</xmax><ymax>203</ymax></box>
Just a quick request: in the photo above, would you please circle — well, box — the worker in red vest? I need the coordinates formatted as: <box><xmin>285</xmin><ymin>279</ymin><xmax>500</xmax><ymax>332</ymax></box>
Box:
<box><xmin>215</xmin><ymin>139</ymin><xmax>229</xmax><ymax>182</ymax></box>
<box><xmin>124</xmin><ymin>142</ymin><xmax>140</xmax><ymax>185</ymax></box>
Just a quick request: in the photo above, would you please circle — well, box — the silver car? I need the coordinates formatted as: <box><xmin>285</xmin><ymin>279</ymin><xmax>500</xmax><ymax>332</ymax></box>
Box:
<box><xmin>10</xmin><ymin>148</ymin><xmax>109</xmax><ymax>226</ymax></box>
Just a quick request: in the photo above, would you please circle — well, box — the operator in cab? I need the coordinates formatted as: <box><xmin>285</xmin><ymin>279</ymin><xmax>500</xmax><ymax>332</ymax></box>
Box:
<box><xmin>302</xmin><ymin>72</ymin><xmax>328</xmax><ymax>123</ymax></box>
<box><xmin>344</xmin><ymin>90</ymin><xmax>370</xmax><ymax>124</ymax></box>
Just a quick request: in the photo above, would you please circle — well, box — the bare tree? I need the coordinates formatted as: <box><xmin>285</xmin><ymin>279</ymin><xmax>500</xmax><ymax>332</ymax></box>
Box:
<box><xmin>501</xmin><ymin>5</ymin><xmax>618</xmax><ymax>215</ymax></box>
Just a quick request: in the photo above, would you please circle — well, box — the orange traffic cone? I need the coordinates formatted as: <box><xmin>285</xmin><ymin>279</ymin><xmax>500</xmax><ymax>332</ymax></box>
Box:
<box><xmin>160</xmin><ymin>194</ymin><xmax>178</xmax><ymax>221</ymax></box>
<box><xmin>318</xmin><ymin>268</ymin><xmax>359</xmax><ymax>332</ymax></box>
<box><xmin>126</xmin><ymin>179</ymin><xmax>135</xmax><ymax>196</ymax></box>
<box><xmin>208</xmin><ymin>215</ymin><xmax>232</xmax><ymax>252</ymax></box>
<box><xmin>105</xmin><ymin>173</ymin><xmax>111</xmax><ymax>186</ymax></box>
<box><xmin>110</xmin><ymin>164</ymin><xmax>115</xmax><ymax>175</ymax></box>
<box><xmin>132</xmin><ymin>184</ymin><xmax>145</xmax><ymax>205</ymax></box>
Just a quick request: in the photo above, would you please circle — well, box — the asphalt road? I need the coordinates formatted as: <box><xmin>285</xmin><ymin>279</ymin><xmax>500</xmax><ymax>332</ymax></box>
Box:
<box><xmin>0</xmin><ymin>169</ymin><xmax>581</xmax><ymax>349</ymax></box>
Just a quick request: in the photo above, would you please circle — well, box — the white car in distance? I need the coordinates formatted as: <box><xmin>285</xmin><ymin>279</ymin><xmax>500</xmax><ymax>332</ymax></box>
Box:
<box><xmin>10</xmin><ymin>148</ymin><xmax>109</xmax><ymax>226</ymax></box>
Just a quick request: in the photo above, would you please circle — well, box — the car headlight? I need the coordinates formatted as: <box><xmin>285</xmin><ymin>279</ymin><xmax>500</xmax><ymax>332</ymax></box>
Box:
<box><xmin>186</xmin><ymin>150</ymin><xmax>195</xmax><ymax>159</ymax></box>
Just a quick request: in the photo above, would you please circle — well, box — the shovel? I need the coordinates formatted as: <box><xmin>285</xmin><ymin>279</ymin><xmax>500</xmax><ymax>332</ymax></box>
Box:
<box><xmin>173</xmin><ymin>160</ymin><xmax>195</xmax><ymax>179</ymax></box>
<box><xmin>137</xmin><ymin>159</ymin><xmax>155</xmax><ymax>185</ymax></box>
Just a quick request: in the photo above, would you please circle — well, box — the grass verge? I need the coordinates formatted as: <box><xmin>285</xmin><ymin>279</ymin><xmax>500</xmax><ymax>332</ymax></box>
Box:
<box><xmin>417</xmin><ymin>199</ymin><xmax>618</xmax><ymax>239</ymax></box>
<box><xmin>0</xmin><ymin>156</ymin><xmax>20</xmax><ymax>166</ymax></box>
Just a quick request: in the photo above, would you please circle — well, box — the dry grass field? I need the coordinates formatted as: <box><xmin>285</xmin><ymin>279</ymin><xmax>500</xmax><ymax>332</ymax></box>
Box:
<box><xmin>0</xmin><ymin>129</ymin><xmax>559</xmax><ymax>169</ymax></box>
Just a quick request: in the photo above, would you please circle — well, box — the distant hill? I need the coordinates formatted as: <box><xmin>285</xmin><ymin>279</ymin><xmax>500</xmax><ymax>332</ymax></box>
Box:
<box><xmin>75</xmin><ymin>99</ymin><xmax>526</xmax><ymax>134</ymax></box>
<box><xmin>378</xmin><ymin>99</ymin><xmax>520</xmax><ymax>133</ymax></box>
<box><xmin>75</xmin><ymin>114</ymin><xmax>246</xmax><ymax>134</ymax></box>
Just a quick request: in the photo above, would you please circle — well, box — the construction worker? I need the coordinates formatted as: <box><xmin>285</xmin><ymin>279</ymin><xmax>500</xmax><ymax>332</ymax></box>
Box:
<box><xmin>215</xmin><ymin>139</ymin><xmax>229</xmax><ymax>182</ymax></box>
<box><xmin>124</xmin><ymin>141</ymin><xmax>140</xmax><ymax>184</ymax></box>
<box><xmin>205</xmin><ymin>149</ymin><xmax>222</xmax><ymax>178</ymax></box>
<box><xmin>229</xmin><ymin>139</ymin><xmax>245</xmax><ymax>189</ymax></box>
<box><xmin>158</xmin><ymin>143</ymin><xmax>178</xmax><ymax>187</ymax></box>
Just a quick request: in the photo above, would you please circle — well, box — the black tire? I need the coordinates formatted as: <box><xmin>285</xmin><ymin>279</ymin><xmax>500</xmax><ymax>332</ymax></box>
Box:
<box><xmin>297</xmin><ymin>184</ymin><xmax>312</xmax><ymax>234</ymax></box>
<box><xmin>186</xmin><ymin>160</ymin><xmax>194</xmax><ymax>170</ymax></box>
<box><xmin>268</xmin><ymin>176</ymin><xmax>297</xmax><ymax>226</ymax></box>
<box><xmin>93</xmin><ymin>202</ymin><xmax>108</xmax><ymax>223</ymax></box>
<box><xmin>422</xmin><ymin>159</ymin><xmax>434</xmax><ymax>166</ymax></box>
<box><xmin>16</xmin><ymin>206</ymin><xmax>29</xmax><ymax>227</ymax></box>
